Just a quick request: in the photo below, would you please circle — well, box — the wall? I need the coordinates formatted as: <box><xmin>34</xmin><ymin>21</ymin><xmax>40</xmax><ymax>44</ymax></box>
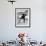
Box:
<box><xmin>0</xmin><ymin>0</ymin><xmax>46</xmax><ymax>42</ymax></box>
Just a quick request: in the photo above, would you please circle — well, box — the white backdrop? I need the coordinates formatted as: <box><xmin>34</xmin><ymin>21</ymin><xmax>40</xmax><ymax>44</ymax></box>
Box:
<box><xmin>0</xmin><ymin>0</ymin><xmax>46</xmax><ymax>42</ymax></box>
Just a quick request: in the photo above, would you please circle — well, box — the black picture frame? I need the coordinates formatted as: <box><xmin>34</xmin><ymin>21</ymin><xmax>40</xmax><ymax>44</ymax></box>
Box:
<box><xmin>15</xmin><ymin>8</ymin><xmax>31</xmax><ymax>28</ymax></box>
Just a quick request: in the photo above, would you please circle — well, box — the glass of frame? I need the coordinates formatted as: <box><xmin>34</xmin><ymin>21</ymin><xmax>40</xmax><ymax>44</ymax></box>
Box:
<box><xmin>15</xmin><ymin>8</ymin><xmax>31</xmax><ymax>28</ymax></box>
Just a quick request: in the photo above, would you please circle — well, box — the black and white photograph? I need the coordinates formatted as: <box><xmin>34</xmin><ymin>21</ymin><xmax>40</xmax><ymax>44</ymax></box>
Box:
<box><xmin>15</xmin><ymin>8</ymin><xmax>31</xmax><ymax>27</ymax></box>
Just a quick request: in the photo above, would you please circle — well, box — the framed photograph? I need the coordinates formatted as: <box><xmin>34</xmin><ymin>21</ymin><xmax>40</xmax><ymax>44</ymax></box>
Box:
<box><xmin>15</xmin><ymin>8</ymin><xmax>31</xmax><ymax>28</ymax></box>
